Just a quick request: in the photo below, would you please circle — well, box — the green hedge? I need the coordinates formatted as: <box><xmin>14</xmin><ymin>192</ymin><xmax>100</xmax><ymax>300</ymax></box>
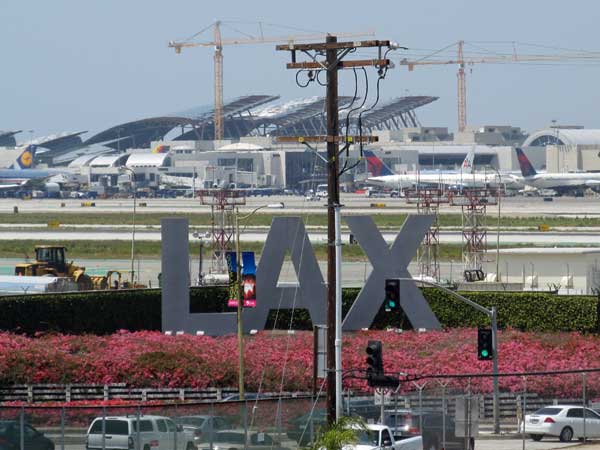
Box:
<box><xmin>0</xmin><ymin>287</ymin><xmax>597</xmax><ymax>335</ymax></box>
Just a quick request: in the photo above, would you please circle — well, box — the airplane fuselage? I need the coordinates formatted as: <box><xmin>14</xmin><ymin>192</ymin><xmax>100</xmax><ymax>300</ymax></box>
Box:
<box><xmin>521</xmin><ymin>172</ymin><xmax>600</xmax><ymax>191</ymax></box>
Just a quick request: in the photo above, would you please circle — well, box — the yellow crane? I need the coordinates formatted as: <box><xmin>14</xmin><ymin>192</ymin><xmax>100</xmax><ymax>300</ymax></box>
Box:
<box><xmin>399</xmin><ymin>41</ymin><xmax>600</xmax><ymax>132</ymax></box>
<box><xmin>169</xmin><ymin>21</ymin><xmax>372</xmax><ymax>140</ymax></box>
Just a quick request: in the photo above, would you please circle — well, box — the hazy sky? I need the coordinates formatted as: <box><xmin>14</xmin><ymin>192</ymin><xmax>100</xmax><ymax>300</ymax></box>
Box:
<box><xmin>1</xmin><ymin>0</ymin><xmax>599</xmax><ymax>140</ymax></box>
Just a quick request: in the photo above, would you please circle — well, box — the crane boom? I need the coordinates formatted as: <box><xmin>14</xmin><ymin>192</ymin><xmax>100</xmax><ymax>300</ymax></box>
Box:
<box><xmin>399</xmin><ymin>42</ymin><xmax>600</xmax><ymax>132</ymax></box>
<box><xmin>169</xmin><ymin>23</ymin><xmax>373</xmax><ymax>140</ymax></box>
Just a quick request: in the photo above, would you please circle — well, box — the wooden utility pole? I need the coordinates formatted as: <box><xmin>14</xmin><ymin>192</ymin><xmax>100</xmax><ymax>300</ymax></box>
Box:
<box><xmin>325</xmin><ymin>35</ymin><xmax>340</xmax><ymax>426</ymax></box>
<box><xmin>277</xmin><ymin>37</ymin><xmax>393</xmax><ymax>424</ymax></box>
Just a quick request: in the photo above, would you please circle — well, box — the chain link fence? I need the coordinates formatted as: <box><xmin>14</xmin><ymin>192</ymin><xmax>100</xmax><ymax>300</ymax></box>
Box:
<box><xmin>2</xmin><ymin>370</ymin><xmax>600</xmax><ymax>450</ymax></box>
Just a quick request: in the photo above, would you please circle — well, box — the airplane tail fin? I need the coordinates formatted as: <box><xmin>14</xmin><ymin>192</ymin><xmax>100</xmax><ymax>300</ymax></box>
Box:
<box><xmin>363</xmin><ymin>150</ymin><xmax>395</xmax><ymax>176</ymax></box>
<box><xmin>151</xmin><ymin>144</ymin><xmax>170</xmax><ymax>154</ymax></box>
<box><xmin>12</xmin><ymin>144</ymin><xmax>37</xmax><ymax>170</ymax></box>
<box><xmin>461</xmin><ymin>147</ymin><xmax>475</xmax><ymax>173</ymax></box>
<box><xmin>515</xmin><ymin>147</ymin><xmax>537</xmax><ymax>177</ymax></box>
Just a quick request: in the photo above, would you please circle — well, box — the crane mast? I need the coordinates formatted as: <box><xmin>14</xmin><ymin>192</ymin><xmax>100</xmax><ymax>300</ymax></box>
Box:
<box><xmin>457</xmin><ymin>40</ymin><xmax>467</xmax><ymax>133</ymax></box>
<box><xmin>169</xmin><ymin>23</ymin><xmax>373</xmax><ymax>141</ymax></box>
<box><xmin>400</xmin><ymin>42</ymin><xmax>600</xmax><ymax>132</ymax></box>
<box><xmin>213</xmin><ymin>21</ymin><xmax>224</xmax><ymax>140</ymax></box>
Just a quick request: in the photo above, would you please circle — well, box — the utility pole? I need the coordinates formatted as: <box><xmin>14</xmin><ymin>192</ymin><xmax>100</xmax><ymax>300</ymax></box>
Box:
<box><xmin>276</xmin><ymin>36</ymin><xmax>395</xmax><ymax>424</ymax></box>
<box><xmin>325</xmin><ymin>35</ymin><xmax>340</xmax><ymax>427</ymax></box>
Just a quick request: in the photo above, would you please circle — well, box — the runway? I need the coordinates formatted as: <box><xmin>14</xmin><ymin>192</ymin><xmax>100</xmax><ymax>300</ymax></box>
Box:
<box><xmin>0</xmin><ymin>229</ymin><xmax>596</xmax><ymax>246</ymax></box>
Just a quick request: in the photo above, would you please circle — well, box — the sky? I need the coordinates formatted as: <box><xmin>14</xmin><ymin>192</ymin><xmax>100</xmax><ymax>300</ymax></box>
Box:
<box><xmin>1</xmin><ymin>0</ymin><xmax>600</xmax><ymax>140</ymax></box>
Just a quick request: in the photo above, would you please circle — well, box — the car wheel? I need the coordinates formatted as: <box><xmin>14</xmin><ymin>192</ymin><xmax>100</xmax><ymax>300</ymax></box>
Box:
<box><xmin>186</xmin><ymin>443</ymin><xmax>195</xmax><ymax>450</ymax></box>
<box><xmin>469</xmin><ymin>437</ymin><xmax>475</xmax><ymax>450</ymax></box>
<box><xmin>559</xmin><ymin>426</ymin><xmax>573</xmax><ymax>442</ymax></box>
<box><xmin>530</xmin><ymin>434</ymin><xmax>543</xmax><ymax>441</ymax></box>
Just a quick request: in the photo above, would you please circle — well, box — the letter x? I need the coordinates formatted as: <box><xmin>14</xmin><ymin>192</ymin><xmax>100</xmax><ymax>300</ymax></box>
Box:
<box><xmin>343</xmin><ymin>215</ymin><xmax>441</xmax><ymax>331</ymax></box>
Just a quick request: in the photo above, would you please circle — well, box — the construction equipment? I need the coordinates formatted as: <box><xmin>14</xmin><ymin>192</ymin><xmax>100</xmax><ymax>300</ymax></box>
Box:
<box><xmin>399</xmin><ymin>41</ymin><xmax>600</xmax><ymax>132</ymax></box>
<box><xmin>168</xmin><ymin>21</ymin><xmax>372</xmax><ymax>139</ymax></box>
<box><xmin>14</xmin><ymin>246</ymin><xmax>131</xmax><ymax>291</ymax></box>
<box><xmin>15</xmin><ymin>245</ymin><xmax>93</xmax><ymax>290</ymax></box>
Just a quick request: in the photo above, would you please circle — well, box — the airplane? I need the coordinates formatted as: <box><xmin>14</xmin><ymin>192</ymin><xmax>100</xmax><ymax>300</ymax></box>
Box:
<box><xmin>364</xmin><ymin>149</ymin><xmax>521</xmax><ymax>191</ymax></box>
<box><xmin>0</xmin><ymin>145</ymin><xmax>74</xmax><ymax>190</ymax></box>
<box><xmin>516</xmin><ymin>147</ymin><xmax>600</xmax><ymax>195</ymax></box>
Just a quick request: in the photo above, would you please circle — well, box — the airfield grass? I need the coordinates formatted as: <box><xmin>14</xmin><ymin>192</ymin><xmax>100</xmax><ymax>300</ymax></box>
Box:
<box><xmin>2</xmin><ymin>212</ymin><xmax>600</xmax><ymax>228</ymax></box>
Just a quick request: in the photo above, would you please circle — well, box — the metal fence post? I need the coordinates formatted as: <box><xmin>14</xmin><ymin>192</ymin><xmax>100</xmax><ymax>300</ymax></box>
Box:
<box><xmin>438</xmin><ymin>380</ymin><xmax>449</xmax><ymax>450</ymax></box>
<box><xmin>209</xmin><ymin>402</ymin><xmax>214</xmax><ymax>450</ymax></box>
<box><xmin>61</xmin><ymin>407</ymin><xmax>65</xmax><ymax>450</ymax></box>
<box><xmin>19</xmin><ymin>405</ymin><xmax>24</xmax><ymax>450</ymax></box>
<box><xmin>136</xmin><ymin>404</ymin><xmax>141</xmax><ymax>450</ymax></box>
<box><xmin>583</xmin><ymin>372</ymin><xmax>587</xmax><ymax>442</ymax></box>
<box><xmin>102</xmin><ymin>406</ymin><xmax>106</xmax><ymax>450</ymax></box>
<box><xmin>521</xmin><ymin>377</ymin><xmax>527</xmax><ymax>450</ymax></box>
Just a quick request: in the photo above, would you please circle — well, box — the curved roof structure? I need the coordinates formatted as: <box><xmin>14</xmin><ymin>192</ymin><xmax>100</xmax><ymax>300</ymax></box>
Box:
<box><xmin>219</xmin><ymin>142</ymin><xmax>264</xmax><ymax>151</ymax></box>
<box><xmin>84</xmin><ymin>117</ymin><xmax>196</xmax><ymax>150</ymax></box>
<box><xmin>523</xmin><ymin>129</ymin><xmax>600</xmax><ymax>147</ymax></box>
<box><xmin>0</xmin><ymin>130</ymin><xmax>21</xmax><ymax>147</ymax></box>
<box><xmin>89</xmin><ymin>154</ymin><xmax>129</xmax><ymax>167</ymax></box>
<box><xmin>68</xmin><ymin>153</ymin><xmax>98</xmax><ymax>168</ymax></box>
<box><xmin>126</xmin><ymin>153</ymin><xmax>171</xmax><ymax>167</ymax></box>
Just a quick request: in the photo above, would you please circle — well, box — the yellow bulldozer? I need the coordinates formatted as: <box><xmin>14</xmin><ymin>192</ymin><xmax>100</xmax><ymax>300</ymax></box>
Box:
<box><xmin>15</xmin><ymin>245</ymin><xmax>130</xmax><ymax>291</ymax></box>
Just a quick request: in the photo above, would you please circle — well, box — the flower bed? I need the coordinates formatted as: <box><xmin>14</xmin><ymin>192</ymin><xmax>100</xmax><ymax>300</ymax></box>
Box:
<box><xmin>0</xmin><ymin>329</ymin><xmax>598</xmax><ymax>398</ymax></box>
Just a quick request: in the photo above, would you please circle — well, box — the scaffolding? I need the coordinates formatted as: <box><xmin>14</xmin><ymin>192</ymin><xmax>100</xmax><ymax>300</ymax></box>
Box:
<box><xmin>406</xmin><ymin>187</ymin><xmax>449</xmax><ymax>281</ymax></box>
<box><xmin>198</xmin><ymin>189</ymin><xmax>246</xmax><ymax>273</ymax></box>
<box><xmin>450</xmin><ymin>188</ymin><xmax>497</xmax><ymax>273</ymax></box>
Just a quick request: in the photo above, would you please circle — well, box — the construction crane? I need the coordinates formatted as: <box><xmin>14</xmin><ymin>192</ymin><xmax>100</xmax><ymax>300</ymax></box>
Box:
<box><xmin>399</xmin><ymin>41</ymin><xmax>600</xmax><ymax>132</ymax></box>
<box><xmin>169</xmin><ymin>21</ymin><xmax>372</xmax><ymax>140</ymax></box>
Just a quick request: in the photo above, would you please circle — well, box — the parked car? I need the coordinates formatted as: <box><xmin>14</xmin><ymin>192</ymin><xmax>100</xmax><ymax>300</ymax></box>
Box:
<box><xmin>523</xmin><ymin>405</ymin><xmax>600</xmax><ymax>442</ymax></box>
<box><xmin>173</xmin><ymin>415</ymin><xmax>232</xmax><ymax>443</ymax></box>
<box><xmin>384</xmin><ymin>409</ymin><xmax>474</xmax><ymax>450</ymax></box>
<box><xmin>196</xmin><ymin>429</ymin><xmax>290</xmax><ymax>450</ymax></box>
<box><xmin>0</xmin><ymin>421</ymin><xmax>54</xmax><ymax>450</ymax></box>
<box><xmin>86</xmin><ymin>415</ymin><xmax>195</xmax><ymax>450</ymax></box>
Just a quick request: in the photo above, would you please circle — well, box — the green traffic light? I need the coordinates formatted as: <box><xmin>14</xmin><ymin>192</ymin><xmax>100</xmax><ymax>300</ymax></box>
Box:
<box><xmin>389</xmin><ymin>301</ymin><xmax>396</xmax><ymax>308</ymax></box>
<box><xmin>481</xmin><ymin>349</ymin><xmax>489</xmax><ymax>357</ymax></box>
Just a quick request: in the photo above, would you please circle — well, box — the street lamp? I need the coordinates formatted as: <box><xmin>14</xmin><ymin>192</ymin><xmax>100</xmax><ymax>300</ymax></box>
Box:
<box><xmin>234</xmin><ymin>204</ymin><xmax>271</xmax><ymax>401</ymax></box>
<box><xmin>121</xmin><ymin>166</ymin><xmax>137</xmax><ymax>285</ymax></box>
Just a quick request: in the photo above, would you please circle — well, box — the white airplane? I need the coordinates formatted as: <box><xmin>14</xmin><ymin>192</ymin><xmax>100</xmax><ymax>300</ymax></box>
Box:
<box><xmin>364</xmin><ymin>149</ymin><xmax>519</xmax><ymax>190</ymax></box>
<box><xmin>516</xmin><ymin>147</ymin><xmax>600</xmax><ymax>195</ymax></box>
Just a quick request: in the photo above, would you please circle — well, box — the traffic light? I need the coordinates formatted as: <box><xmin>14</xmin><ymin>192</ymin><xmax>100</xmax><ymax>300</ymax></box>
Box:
<box><xmin>477</xmin><ymin>328</ymin><xmax>493</xmax><ymax>360</ymax></box>
<box><xmin>366</xmin><ymin>340</ymin><xmax>384</xmax><ymax>376</ymax></box>
<box><xmin>384</xmin><ymin>279</ymin><xmax>400</xmax><ymax>312</ymax></box>
<box><xmin>365</xmin><ymin>340</ymin><xmax>400</xmax><ymax>388</ymax></box>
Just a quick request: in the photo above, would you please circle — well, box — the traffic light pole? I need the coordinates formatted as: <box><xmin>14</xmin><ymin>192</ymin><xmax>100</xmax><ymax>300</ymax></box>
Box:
<box><xmin>393</xmin><ymin>278</ymin><xmax>500</xmax><ymax>434</ymax></box>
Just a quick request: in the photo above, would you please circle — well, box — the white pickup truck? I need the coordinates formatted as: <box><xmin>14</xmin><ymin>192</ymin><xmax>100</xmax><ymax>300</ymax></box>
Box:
<box><xmin>349</xmin><ymin>424</ymin><xmax>422</xmax><ymax>450</ymax></box>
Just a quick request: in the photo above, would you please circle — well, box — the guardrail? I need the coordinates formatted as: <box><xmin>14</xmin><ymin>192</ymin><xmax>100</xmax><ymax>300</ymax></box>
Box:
<box><xmin>0</xmin><ymin>384</ymin><xmax>238</xmax><ymax>403</ymax></box>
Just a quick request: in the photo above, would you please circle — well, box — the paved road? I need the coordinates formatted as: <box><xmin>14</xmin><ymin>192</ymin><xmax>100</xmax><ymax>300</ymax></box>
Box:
<box><xmin>1</xmin><ymin>195</ymin><xmax>600</xmax><ymax>217</ymax></box>
<box><xmin>475</xmin><ymin>438</ymin><xmax>582</xmax><ymax>449</ymax></box>
<box><xmin>46</xmin><ymin>438</ymin><xmax>586</xmax><ymax>450</ymax></box>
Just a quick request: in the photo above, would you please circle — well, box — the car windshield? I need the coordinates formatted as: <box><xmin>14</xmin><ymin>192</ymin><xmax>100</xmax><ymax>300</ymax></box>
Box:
<box><xmin>356</xmin><ymin>430</ymin><xmax>378</xmax><ymax>446</ymax></box>
<box><xmin>176</xmin><ymin>417</ymin><xmax>205</xmax><ymax>427</ymax></box>
<box><xmin>534</xmin><ymin>408</ymin><xmax>562</xmax><ymax>416</ymax></box>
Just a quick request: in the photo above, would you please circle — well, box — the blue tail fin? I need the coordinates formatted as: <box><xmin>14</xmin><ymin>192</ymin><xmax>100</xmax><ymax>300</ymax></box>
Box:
<box><xmin>363</xmin><ymin>150</ymin><xmax>395</xmax><ymax>176</ymax></box>
<box><xmin>12</xmin><ymin>144</ymin><xmax>37</xmax><ymax>170</ymax></box>
<box><xmin>515</xmin><ymin>148</ymin><xmax>537</xmax><ymax>177</ymax></box>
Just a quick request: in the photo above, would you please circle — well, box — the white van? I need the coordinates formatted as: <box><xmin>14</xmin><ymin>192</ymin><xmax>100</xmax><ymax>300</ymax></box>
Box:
<box><xmin>86</xmin><ymin>415</ymin><xmax>195</xmax><ymax>450</ymax></box>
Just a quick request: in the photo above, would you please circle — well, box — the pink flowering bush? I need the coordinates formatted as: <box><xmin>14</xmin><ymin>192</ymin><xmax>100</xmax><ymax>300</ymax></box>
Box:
<box><xmin>0</xmin><ymin>328</ymin><xmax>599</xmax><ymax>398</ymax></box>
